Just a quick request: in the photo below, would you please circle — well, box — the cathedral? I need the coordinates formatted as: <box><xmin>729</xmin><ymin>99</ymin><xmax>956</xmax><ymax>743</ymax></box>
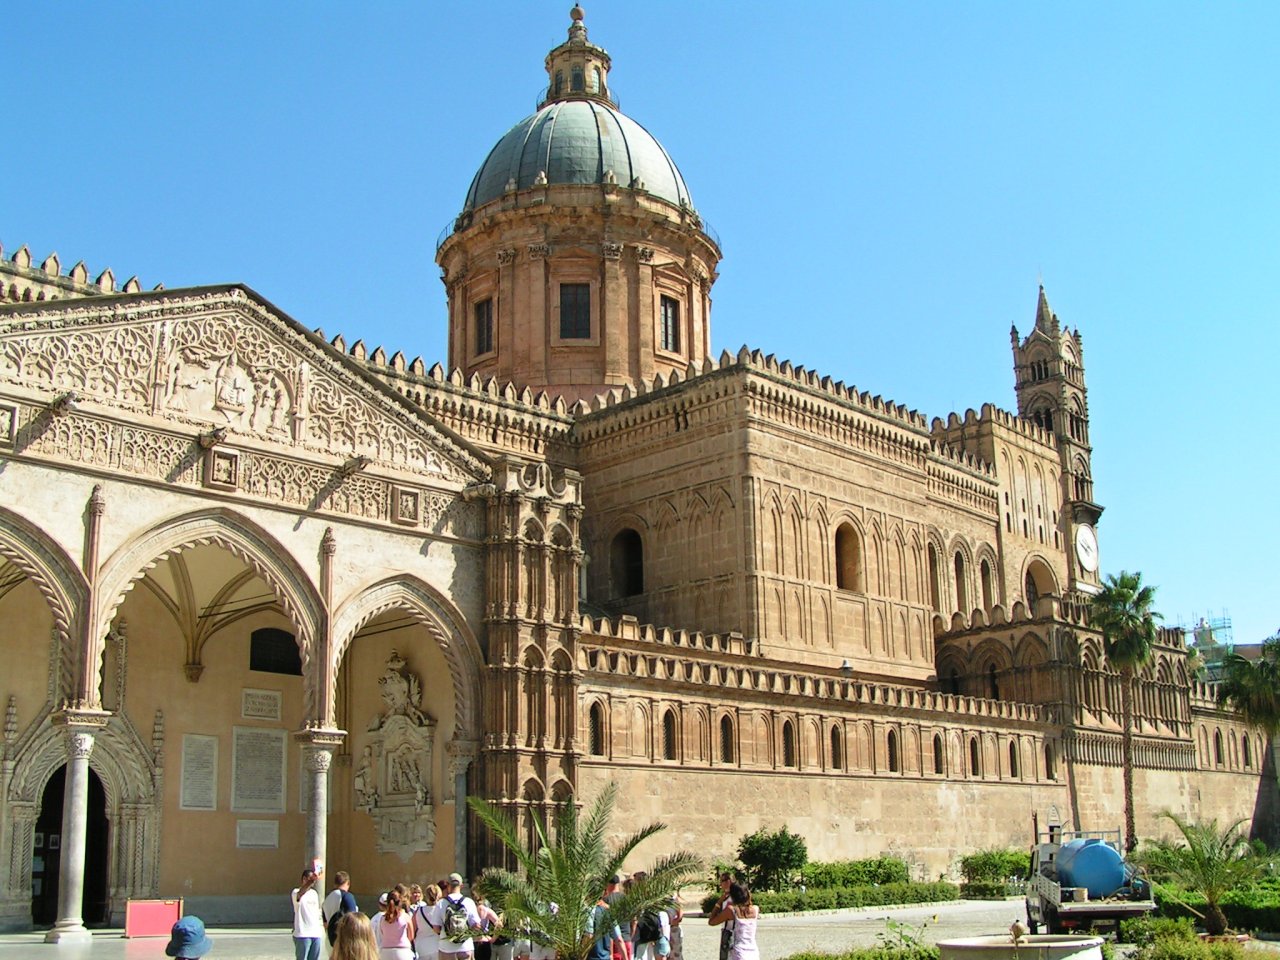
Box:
<box><xmin>0</xmin><ymin>5</ymin><xmax>1270</xmax><ymax>938</ymax></box>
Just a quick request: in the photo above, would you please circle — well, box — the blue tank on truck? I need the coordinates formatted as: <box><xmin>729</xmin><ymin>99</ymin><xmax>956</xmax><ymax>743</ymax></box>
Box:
<box><xmin>1056</xmin><ymin>838</ymin><xmax>1126</xmax><ymax>899</ymax></box>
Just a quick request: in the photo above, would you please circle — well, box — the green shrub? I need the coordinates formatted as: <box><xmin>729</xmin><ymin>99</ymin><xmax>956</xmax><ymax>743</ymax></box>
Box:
<box><xmin>785</xmin><ymin>949</ymin><xmax>937</xmax><ymax>960</ymax></box>
<box><xmin>1153</xmin><ymin>882</ymin><xmax>1280</xmax><ymax>932</ymax></box>
<box><xmin>957</xmin><ymin>849</ymin><xmax>1030</xmax><ymax>884</ymax></box>
<box><xmin>958</xmin><ymin>881</ymin><xmax>1016</xmax><ymax>900</ymax></box>
<box><xmin>1132</xmin><ymin>938</ymin><xmax>1243</xmax><ymax>960</ymax></box>
<box><xmin>802</xmin><ymin>858</ymin><xmax>911</xmax><ymax>888</ymax></box>
<box><xmin>1118</xmin><ymin>915</ymin><xmax>1197</xmax><ymax>945</ymax></box>
<box><xmin>753</xmin><ymin>882</ymin><xmax>958</xmax><ymax>914</ymax></box>
<box><xmin>738</xmin><ymin>826</ymin><xmax>809</xmax><ymax>892</ymax></box>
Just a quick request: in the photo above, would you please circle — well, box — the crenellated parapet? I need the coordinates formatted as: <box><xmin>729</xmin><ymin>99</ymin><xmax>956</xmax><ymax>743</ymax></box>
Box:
<box><xmin>931</xmin><ymin>403</ymin><xmax>1058</xmax><ymax>453</ymax></box>
<box><xmin>578</xmin><ymin>612</ymin><xmax>1047</xmax><ymax>725</ymax></box>
<box><xmin>0</xmin><ymin>241</ymin><xmax>160</xmax><ymax>305</ymax></box>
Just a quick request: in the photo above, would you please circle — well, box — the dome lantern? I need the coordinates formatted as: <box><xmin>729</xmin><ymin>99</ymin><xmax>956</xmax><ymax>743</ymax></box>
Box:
<box><xmin>542</xmin><ymin>5</ymin><xmax>613</xmax><ymax>108</ymax></box>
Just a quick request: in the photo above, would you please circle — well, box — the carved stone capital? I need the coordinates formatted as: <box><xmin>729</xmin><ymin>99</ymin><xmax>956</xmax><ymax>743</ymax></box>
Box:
<box><xmin>293</xmin><ymin>727</ymin><xmax>347</xmax><ymax>752</ymax></box>
<box><xmin>321</xmin><ymin>526</ymin><xmax>337</xmax><ymax>557</ymax></box>
<box><xmin>527</xmin><ymin>243</ymin><xmax>550</xmax><ymax>260</ymax></box>
<box><xmin>87</xmin><ymin>484</ymin><xmax>105</xmax><ymax>517</ymax></box>
<box><xmin>183</xmin><ymin>662</ymin><xmax>204</xmax><ymax>683</ymax></box>
<box><xmin>602</xmin><ymin>242</ymin><xmax>623</xmax><ymax>261</ymax></box>
<box><xmin>635</xmin><ymin>246</ymin><xmax>655</xmax><ymax>263</ymax></box>
<box><xmin>497</xmin><ymin>248</ymin><xmax>517</xmax><ymax>266</ymax></box>
<box><xmin>446</xmin><ymin>738</ymin><xmax>480</xmax><ymax>779</ymax></box>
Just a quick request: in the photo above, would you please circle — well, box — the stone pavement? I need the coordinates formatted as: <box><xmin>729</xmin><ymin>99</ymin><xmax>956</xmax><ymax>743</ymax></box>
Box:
<box><xmin>0</xmin><ymin>900</ymin><xmax>1026</xmax><ymax>960</ymax></box>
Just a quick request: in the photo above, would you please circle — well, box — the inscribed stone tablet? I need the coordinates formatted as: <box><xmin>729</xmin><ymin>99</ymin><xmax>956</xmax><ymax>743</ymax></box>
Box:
<box><xmin>180</xmin><ymin>734</ymin><xmax>218</xmax><ymax>811</ymax></box>
<box><xmin>231</xmin><ymin>726</ymin><xmax>287</xmax><ymax>813</ymax></box>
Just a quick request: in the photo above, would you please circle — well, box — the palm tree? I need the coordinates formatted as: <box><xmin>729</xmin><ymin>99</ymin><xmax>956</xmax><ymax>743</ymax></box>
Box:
<box><xmin>1134</xmin><ymin>812</ymin><xmax>1273</xmax><ymax>935</ymax></box>
<box><xmin>467</xmin><ymin>783</ymin><xmax>702</xmax><ymax>960</ymax></box>
<box><xmin>1216</xmin><ymin>632</ymin><xmax>1280</xmax><ymax>738</ymax></box>
<box><xmin>1090</xmin><ymin>570</ymin><xmax>1161</xmax><ymax>854</ymax></box>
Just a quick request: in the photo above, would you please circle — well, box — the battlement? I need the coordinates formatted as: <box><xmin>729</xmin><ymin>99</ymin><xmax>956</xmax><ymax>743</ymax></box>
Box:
<box><xmin>931</xmin><ymin>403</ymin><xmax>1057</xmax><ymax>451</ymax></box>
<box><xmin>579</xmin><ymin>613</ymin><xmax>1045</xmax><ymax>723</ymax></box>
<box><xmin>0</xmin><ymin>241</ymin><xmax>160</xmax><ymax>304</ymax></box>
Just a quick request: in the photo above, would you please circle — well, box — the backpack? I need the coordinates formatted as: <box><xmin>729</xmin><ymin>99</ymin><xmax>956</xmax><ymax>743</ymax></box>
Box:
<box><xmin>443</xmin><ymin>895</ymin><xmax>472</xmax><ymax>940</ymax></box>
<box><xmin>635</xmin><ymin>911</ymin><xmax>661</xmax><ymax>944</ymax></box>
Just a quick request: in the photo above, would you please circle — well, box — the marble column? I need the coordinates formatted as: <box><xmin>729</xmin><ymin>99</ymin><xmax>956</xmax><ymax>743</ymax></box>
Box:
<box><xmin>45</xmin><ymin>713</ymin><xmax>107</xmax><ymax>944</ymax></box>
<box><xmin>446</xmin><ymin>741</ymin><xmax>479</xmax><ymax>872</ymax></box>
<box><xmin>295</xmin><ymin>729</ymin><xmax>344</xmax><ymax>869</ymax></box>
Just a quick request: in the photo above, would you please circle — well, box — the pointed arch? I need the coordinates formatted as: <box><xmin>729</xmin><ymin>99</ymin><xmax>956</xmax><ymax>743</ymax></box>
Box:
<box><xmin>0</xmin><ymin>504</ymin><xmax>88</xmax><ymax>661</ymax></box>
<box><xmin>95</xmin><ymin>507</ymin><xmax>322</xmax><ymax>711</ymax></box>
<box><xmin>330</xmin><ymin>575</ymin><xmax>483</xmax><ymax>739</ymax></box>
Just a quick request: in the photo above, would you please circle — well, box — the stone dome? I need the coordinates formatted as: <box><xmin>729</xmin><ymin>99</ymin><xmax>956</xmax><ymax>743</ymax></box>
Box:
<box><xmin>462</xmin><ymin>99</ymin><xmax>695</xmax><ymax>213</ymax></box>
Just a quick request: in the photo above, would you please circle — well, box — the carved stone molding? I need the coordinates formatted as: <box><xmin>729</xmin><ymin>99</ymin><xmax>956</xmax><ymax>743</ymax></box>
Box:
<box><xmin>635</xmin><ymin>246</ymin><xmax>655</xmax><ymax>263</ymax></box>
<box><xmin>527</xmin><ymin>243</ymin><xmax>550</xmax><ymax>260</ymax></box>
<box><xmin>497</xmin><ymin>248</ymin><xmax>517</xmax><ymax>266</ymax></box>
<box><xmin>602</xmin><ymin>242</ymin><xmax>623</xmax><ymax>261</ymax></box>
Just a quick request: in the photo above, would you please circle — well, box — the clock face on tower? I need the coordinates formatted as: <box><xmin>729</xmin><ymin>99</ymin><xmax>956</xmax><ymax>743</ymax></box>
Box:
<box><xmin>1075</xmin><ymin>524</ymin><xmax>1099</xmax><ymax>574</ymax></box>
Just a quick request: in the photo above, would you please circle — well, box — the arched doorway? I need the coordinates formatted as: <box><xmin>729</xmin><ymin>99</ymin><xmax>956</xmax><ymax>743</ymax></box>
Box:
<box><xmin>32</xmin><ymin>766</ymin><xmax>109</xmax><ymax>927</ymax></box>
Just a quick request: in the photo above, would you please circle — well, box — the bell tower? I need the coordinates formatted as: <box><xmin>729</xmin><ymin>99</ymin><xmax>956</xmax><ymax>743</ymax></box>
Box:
<box><xmin>435</xmin><ymin>5</ymin><xmax>721</xmax><ymax>403</ymax></box>
<box><xmin>1012</xmin><ymin>287</ymin><xmax>1103</xmax><ymax>592</ymax></box>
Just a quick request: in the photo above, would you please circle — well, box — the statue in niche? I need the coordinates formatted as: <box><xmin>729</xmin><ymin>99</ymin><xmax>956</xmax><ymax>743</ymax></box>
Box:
<box><xmin>358</xmin><ymin>651</ymin><xmax>437</xmax><ymax>861</ymax></box>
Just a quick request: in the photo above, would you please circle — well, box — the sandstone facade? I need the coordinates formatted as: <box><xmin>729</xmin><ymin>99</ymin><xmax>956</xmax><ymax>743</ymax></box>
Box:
<box><xmin>0</xmin><ymin>5</ymin><xmax>1271</xmax><ymax>935</ymax></box>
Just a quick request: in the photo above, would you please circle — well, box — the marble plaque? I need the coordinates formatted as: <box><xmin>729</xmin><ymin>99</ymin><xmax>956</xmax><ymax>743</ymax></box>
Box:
<box><xmin>241</xmin><ymin>688</ymin><xmax>282</xmax><ymax>721</ymax></box>
<box><xmin>236</xmin><ymin>819</ymin><xmax>280</xmax><ymax>849</ymax></box>
<box><xmin>231</xmin><ymin>726</ymin><xmax>287</xmax><ymax>813</ymax></box>
<box><xmin>180</xmin><ymin>734</ymin><xmax>219</xmax><ymax>811</ymax></box>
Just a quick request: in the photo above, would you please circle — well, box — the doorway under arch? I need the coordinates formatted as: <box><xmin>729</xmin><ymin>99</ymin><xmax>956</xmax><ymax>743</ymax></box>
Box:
<box><xmin>32</xmin><ymin>766</ymin><xmax>109</xmax><ymax>928</ymax></box>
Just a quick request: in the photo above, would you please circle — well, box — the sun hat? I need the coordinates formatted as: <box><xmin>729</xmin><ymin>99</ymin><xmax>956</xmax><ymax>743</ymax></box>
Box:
<box><xmin>166</xmin><ymin>915</ymin><xmax>213</xmax><ymax>958</ymax></box>
<box><xmin>448</xmin><ymin>872</ymin><xmax>464</xmax><ymax>885</ymax></box>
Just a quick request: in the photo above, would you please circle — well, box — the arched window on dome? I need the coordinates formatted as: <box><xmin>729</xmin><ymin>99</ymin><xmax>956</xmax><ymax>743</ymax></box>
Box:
<box><xmin>590</xmin><ymin>67</ymin><xmax>601</xmax><ymax>93</ymax></box>
<box><xmin>554</xmin><ymin>71</ymin><xmax>564</xmax><ymax>96</ymax></box>
<box><xmin>571</xmin><ymin>66</ymin><xmax>584</xmax><ymax>92</ymax></box>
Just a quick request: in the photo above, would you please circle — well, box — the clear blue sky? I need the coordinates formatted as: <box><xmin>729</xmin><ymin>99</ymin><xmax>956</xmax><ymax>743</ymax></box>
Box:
<box><xmin>7</xmin><ymin>2</ymin><xmax>1278</xmax><ymax>644</ymax></box>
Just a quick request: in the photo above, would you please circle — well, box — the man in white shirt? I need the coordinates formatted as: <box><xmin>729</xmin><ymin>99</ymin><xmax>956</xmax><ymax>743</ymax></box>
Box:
<box><xmin>429</xmin><ymin>872</ymin><xmax>482</xmax><ymax>959</ymax></box>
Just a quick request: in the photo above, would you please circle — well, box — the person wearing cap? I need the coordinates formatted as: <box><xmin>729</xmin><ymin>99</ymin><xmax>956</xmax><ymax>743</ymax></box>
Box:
<box><xmin>166</xmin><ymin>915</ymin><xmax>213</xmax><ymax>959</ymax></box>
<box><xmin>427</xmin><ymin>872</ymin><xmax>481</xmax><ymax>960</ymax></box>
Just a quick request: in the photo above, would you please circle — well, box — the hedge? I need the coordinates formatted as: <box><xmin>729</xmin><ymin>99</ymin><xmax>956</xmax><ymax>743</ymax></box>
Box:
<box><xmin>801</xmin><ymin>858</ymin><xmax>911</xmax><ymax>888</ymax></box>
<box><xmin>1152</xmin><ymin>884</ymin><xmax>1280</xmax><ymax>933</ymax></box>
<box><xmin>958</xmin><ymin>881</ymin><xmax>1020</xmax><ymax>900</ymax></box>
<box><xmin>785</xmin><ymin>949</ymin><xmax>938</xmax><ymax>960</ymax></box>
<box><xmin>703</xmin><ymin>882</ymin><xmax>958</xmax><ymax>914</ymax></box>
<box><xmin>957</xmin><ymin>849</ymin><xmax>1030</xmax><ymax>884</ymax></box>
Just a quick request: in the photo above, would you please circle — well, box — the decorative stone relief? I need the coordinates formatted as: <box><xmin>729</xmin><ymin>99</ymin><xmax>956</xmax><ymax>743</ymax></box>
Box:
<box><xmin>497</xmin><ymin>248</ymin><xmax>517</xmax><ymax>266</ymax></box>
<box><xmin>635</xmin><ymin>246</ymin><xmax>655</xmax><ymax>263</ymax></box>
<box><xmin>527</xmin><ymin>243</ymin><xmax>550</xmax><ymax>260</ymax></box>
<box><xmin>602</xmin><ymin>242</ymin><xmax>623</xmax><ymax>260</ymax></box>
<box><xmin>0</xmin><ymin>403</ymin><xmax>16</xmax><ymax>444</ymax></box>
<box><xmin>357</xmin><ymin>651</ymin><xmax>437</xmax><ymax>861</ymax></box>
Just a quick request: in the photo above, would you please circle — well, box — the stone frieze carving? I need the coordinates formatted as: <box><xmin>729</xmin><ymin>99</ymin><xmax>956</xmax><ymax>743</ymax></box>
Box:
<box><xmin>356</xmin><ymin>651</ymin><xmax>437</xmax><ymax>861</ymax></box>
<box><xmin>0</xmin><ymin>295</ymin><xmax>487</xmax><ymax>482</ymax></box>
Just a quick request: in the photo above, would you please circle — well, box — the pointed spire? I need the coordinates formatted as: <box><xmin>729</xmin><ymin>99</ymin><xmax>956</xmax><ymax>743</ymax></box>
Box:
<box><xmin>1034</xmin><ymin>285</ymin><xmax>1059</xmax><ymax>334</ymax></box>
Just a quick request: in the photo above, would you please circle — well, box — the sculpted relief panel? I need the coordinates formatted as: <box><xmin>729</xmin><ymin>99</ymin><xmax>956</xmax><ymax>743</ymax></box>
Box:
<box><xmin>354</xmin><ymin>651</ymin><xmax>437</xmax><ymax>861</ymax></box>
<box><xmin>0</xmin><ymin>297</ymin><xmax>481</xmax><ymax>483</ymax></box>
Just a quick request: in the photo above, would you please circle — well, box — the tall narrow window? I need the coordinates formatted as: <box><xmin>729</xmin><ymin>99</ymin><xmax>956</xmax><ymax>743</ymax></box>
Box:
<box><xmin>554</xmin><ymin>71</ymin><xmax>564</xmax><ymax>96</ymax></box>
<box><xmin>954</xmin><ymin>552</ymin><xmax>968</xmax><ymax>612</ymax></box>
<box><xmin>560</xmin><ymin>283</ymin><xmax>591</xmax><ymax>339</ymax></box>
<box><xmin>571</xmin><ymin>67</ymin><xmax>584</xmax><ymax>92</ymax></box>
<box><xmin>659</xmin><ymin>295</ymin><xmax>681</xmax><ymax>353</ymax></box>
<box><xmin>969</xmin><ymin>737</ymin><xmax>981</xmax><ymax>777</ymax></box>
<box><xmin>610</xmin><ymin>529</ymin><xmax>644</xmax><ymax>596</ymax></box>
<box><xmin>1044</xmin><ymin>742</ymin><xmax>1057</xmax><ymax>780</ymax></box>
<box><xmin>980</xmin><ymin>559</ymin><xmax>993</xmax><ymax>611</ymax></box>
<box><xmin>835</xmin><ymin>523</ymin><xmax>862</xmax><ymax>591</ymax></box>
<box><xmin>887</xmin><ymin>729</ymin><xmax>899</xmax><ymax>773</ymax></box>
<box><xmin>588</xmin><ymin>702</ymin><xmax>605</xmax><ymax>756</ymax></box>
<box><xmin>927</xmin><ymin>543</ymin><xmax>941</xmax><ymax>611</ymax></box>
<box><xmin>988</xmin><ymin>664</ymin><xmax>999</xmax><ymax>699</ymax></box>
<box><xmin>1243</xmin><ymin>736</ymin><xmax>1252</xmax><ymax>769</ymax></box>
<box><xmin>1025</xmin><ymin>570</ymin><xmax>1040</xmax><ymax>611</ymax></box>
<box><xmin>1008</xmin><ymin>741</ymin><xmax>1019</xmax><ymax>778</ymax></box>
<box><xmin>782</xmin><ymin>720</ymin><xmax>796</xmax><ymax>768</ymax></box>
<box><xmin>1214</xmin><ymin>730</ymin><xmax>1224</xmax><ymax>765</ymax></box>
<box><xmin>474</xmin><ymin>298</ymin><xmax>494</xmax><ymax>355</ymax></box>
<box><xmin>720</xmin><ymin>715</ymin><xmax>734</xmax><ymax>763</ymax></box>
<box><xmin>933</xmin><ymin>734</ymin><xmax>945</xmax><ymax>774</ymax></box>
<box><xmin>662</xmin><ymin>709</ymin><xmax>677</xmax><ymax>760</ymax></box>
<box><xmin>830</xmin><ymin>726</ymin><xmax>843</xmax><ymax>771</ymax></box>
<box><xmin>590</xmin><ymin>67</ymin><xmax>601</xmax><ymax>93</ymax></box>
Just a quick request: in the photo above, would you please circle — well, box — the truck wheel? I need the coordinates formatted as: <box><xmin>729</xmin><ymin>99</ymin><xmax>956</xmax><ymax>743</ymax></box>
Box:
<box><xmin>1045</xmin><ymin>908</ymin><xmax>1061</xmax><ymax>935</ymax></box>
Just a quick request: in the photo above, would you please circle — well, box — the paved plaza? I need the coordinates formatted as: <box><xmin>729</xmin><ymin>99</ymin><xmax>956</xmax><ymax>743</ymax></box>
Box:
<box><xmin>0</xmin><ymin>901</ymin><xmax>1029</xmax><ymax>960</ymax></box>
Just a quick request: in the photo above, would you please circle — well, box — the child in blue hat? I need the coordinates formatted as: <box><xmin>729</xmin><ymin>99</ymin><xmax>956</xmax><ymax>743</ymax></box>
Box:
<box><xmin>166</xmin><ymin>915</ymin><xmax>213</xmax><ymax>958</ymax></box>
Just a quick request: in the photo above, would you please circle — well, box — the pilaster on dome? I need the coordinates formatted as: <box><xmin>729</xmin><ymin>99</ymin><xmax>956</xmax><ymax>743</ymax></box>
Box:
<box><xmin>541</xmin><ymin>4</ymin><xmax>615</xmax><ymax>108</ymax></box>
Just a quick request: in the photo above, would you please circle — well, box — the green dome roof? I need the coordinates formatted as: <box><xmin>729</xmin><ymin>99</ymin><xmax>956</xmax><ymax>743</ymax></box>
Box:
<box><xmin>463</xmin><ymin>99</ymin><xmax>694</xmax><ymax>212</ymax></box>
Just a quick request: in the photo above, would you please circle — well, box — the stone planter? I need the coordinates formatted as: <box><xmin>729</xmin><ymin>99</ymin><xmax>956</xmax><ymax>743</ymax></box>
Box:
<box><xmin>938</xmin><ymin>935</ymin><xmax>1105</xmax><ymax>960</ymax></box>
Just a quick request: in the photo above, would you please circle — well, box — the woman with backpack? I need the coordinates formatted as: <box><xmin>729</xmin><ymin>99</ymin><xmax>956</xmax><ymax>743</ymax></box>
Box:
<box><xmin>414</xmin><ymin>884</ymin><xmax>443</xmax><ymax>960</ymax></box>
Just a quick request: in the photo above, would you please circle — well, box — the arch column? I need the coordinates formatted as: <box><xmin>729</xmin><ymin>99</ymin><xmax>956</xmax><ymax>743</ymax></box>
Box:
<box><xmin>44</xmin><ymin>709</ymin><xmax>109</xmax><ymax>944</ymax></box>
<box><xmin>447</xmin><ymin>740</ymin><xmax>478</xmax><ymax>873</ymax></box>
<box><xmin>295</xmin><ymin>728</ymin><xmax>345</xmax><ymax>870</ymax></box>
